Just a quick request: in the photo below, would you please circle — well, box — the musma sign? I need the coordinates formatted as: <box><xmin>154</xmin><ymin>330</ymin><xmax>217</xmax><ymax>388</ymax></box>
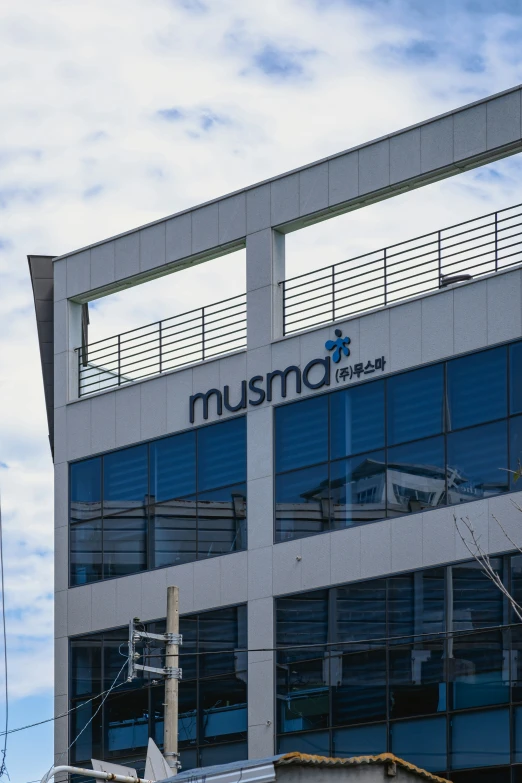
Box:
<box><xmin>189</xmin><ymin>357</ymin><xmax>331</xmax><ymax>423</ymax></box>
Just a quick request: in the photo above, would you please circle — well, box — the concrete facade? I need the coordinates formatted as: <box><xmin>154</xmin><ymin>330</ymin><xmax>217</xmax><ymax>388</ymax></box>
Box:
<box><xmin>35</xmin><ymin>84</ymin><xmax>522</xmax><ymax>769</ymax></box>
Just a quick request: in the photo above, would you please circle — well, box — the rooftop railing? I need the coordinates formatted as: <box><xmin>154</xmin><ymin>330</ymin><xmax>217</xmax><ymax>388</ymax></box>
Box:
<box><xmin>78</xmin><ymin>293</ymin><xmax>246</xmax><ymax>397</ymax></box>
<box><xmin>282</xmin><ymin>202</ymin><xmax>522</xmax><ymax>335</ymax></box>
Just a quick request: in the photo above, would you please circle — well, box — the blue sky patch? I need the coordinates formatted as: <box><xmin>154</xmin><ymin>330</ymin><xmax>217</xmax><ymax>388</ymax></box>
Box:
<box><xmin>157</xmin><ymin>107</ymin><xmax>184</xmax><ymax>122</ymax></box>
<box><xmin>83</xmin><ymin>184</ymin><xmax>104</xmax><ymax>199</ymax></box>
<box><xmin>252</xmin><ymin>44</ymin><xmax>316</xmax><ymax>80</ymax></box>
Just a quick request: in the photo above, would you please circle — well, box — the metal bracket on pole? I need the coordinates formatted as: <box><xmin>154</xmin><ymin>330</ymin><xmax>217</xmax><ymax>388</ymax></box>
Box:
<box><xmin>127</xmin><ymin>617</ymin><xmax>183</xmax><ymax>683</ymax></box>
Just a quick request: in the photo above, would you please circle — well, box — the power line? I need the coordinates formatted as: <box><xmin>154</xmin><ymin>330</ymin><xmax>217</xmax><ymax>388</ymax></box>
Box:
<box><xmin>0</xmin><ymin>490</ymin><xmax>8</xmax><ymax>780</ymax></box>
<box><xmin>4</xmin><ymin>619</ymin><xmax>519</xmax><ymax>743</ymax></box>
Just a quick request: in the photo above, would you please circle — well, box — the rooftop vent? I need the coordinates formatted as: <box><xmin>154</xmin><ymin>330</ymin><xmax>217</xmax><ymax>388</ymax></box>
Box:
<box><xmin>439</xmin><ymin>273</ymin><xmax>473</xmax><ymax>288</ymax></box>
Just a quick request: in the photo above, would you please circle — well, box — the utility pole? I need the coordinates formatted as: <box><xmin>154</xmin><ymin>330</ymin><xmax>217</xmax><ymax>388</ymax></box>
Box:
<box><xmin>127</xmin><ymin>585</ymin><xmax>182</xmax><ymax>774</ymax></box>
<box><xmin>164</xmin><ymin>585</ymin><xmax>180</xmax><ymax>775</ymax></box>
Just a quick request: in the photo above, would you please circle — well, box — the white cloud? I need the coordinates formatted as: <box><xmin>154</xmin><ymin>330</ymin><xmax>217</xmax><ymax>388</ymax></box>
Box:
<box><xmin>0</xmin><ymin>0</ymin><xmax>521</xmax><ymax>763</ymax></box>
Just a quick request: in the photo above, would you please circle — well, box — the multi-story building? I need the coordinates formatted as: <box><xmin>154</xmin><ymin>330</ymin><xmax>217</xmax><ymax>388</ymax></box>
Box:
<box><xmin>29</xmin><ymin>84</ymin><xmax>522</xmax><ymax>782</ymax></box>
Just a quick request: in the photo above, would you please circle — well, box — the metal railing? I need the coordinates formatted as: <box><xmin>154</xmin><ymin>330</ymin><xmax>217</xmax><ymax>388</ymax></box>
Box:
<box><xmin>282</xmin><ymin>202</ymin><xmax>522</xmax><ymax>335</ymax></box>
<box><xmin>78</xmin><ymin>293</ymin><xmax>246</xmax><ymax>397</ymax></box>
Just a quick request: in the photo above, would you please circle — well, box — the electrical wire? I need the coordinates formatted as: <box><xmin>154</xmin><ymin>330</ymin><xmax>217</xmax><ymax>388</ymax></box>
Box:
<box><xmin>4</xmin><ymin>619</ymin><xmax>520</xmax><ymax>742</ymax></box>
<box><xmin>0</xmin><ymin>490</ymin><xmax>8</xmax><ymax>780</ymax></box>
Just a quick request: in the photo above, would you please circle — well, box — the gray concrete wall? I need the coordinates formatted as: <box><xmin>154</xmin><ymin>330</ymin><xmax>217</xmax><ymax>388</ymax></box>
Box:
<box><xmin>277</xmin><ymin>764</ymin><xmax>439</xmax><ymax>783</ymax></box>
<box><xmin>51</xmin><ymin>84</ymin><xmax>522</xmax><ymax>767</ymax></box>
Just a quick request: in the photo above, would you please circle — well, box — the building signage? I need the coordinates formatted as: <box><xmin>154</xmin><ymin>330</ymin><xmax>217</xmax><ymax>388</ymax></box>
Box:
<box><xmin>189</xmin><ymin>329</ymin><xmax>387</xmax><ymax>423</ymax></box>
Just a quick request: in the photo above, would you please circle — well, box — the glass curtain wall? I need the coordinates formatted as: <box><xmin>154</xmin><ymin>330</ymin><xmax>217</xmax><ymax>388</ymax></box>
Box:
<box><xmin>275</xmin><ymin>342</ymin><xmax>522</xmax><ymax>542</ymax></box>
<box><xmin>70</xmin><ymin>605</ymin><xmax>247</xmax><ymax>776</ymax></box>
<box><xmin>276</xmin><ymin>555</ymin><xmax>522</xmax><ymax>781</ymax></box>
<box><xmin>69</xmin><ymin>417</ymin><xmax>246</xmax><ymax>585</ymax></box>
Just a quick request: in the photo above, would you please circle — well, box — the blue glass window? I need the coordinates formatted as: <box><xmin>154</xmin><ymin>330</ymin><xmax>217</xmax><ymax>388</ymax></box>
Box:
<box><xmin>103</xmin><ymin>445</ymin><xmax>148</xmax><ymax>515</ymax></box>
<box><xmin>514</xmin><ymin>706</ymin><xmax>522</xmax><ymax>763</ymax></box>
<box><xmin>103</xmin><ymin>512</ymin><xmax>147</xmax><ymax>579</ymax></box>
<box><xmin>150</xmin><ymin>432</ymin><xmax>195</xmax><ymax>502</ymax></box>
<box><xmin>511</xmin><ymin>342</ymin><xmax>522</xmax><ymax>414</ymax></box>
<box><xmin>70</xmin><ymin>520</ymin><xmax>102</xmax><ymax>585</ymax></box>
<box><xmin>70</xmin><ymin>457</ymin><xmax>101</xmax><ymax>521</ymax></box>
<box><xmin>332</xmin><ymin>650</ymin><xmax>387</xmax><ymax>725</ymax></box>
<box><xmin>275</xmin><ymin>395</ymin><xmax>328</xmax><ymax>472</ymax></box>
<box><xmin>197</xmin><ymin>417</ymin><xmax>246</xmax><ymax>491</ymax></box>
<box><xmin>510</xmin><ymin>415</ymin><xmax>522</xmax><ymax>490</ymax></box>
<box><xmin>388</xmin><ymin>569</ymin><xmax>445</xmax><ymax>642</ymax></box>
<box><xmin>447</xmin><ymin>347</ymin><xmax>507</xmax><ymax>430</ymax></box>
<box><xmin>389</xmin><ymin>644</ymin><xmax>445</xmax><ymax>717</ymax></box>
<box><xmin>278</xmin><ymin>730</ymin><xmax>330</xmax><ymax>755</ymax></box>
<box><xmin>387</xmin><ymin>436</ymin><xmax>445</xmax><ymax>516</ymax></box>
<box><xmin>387</xmin><ymin>364</ymin><xmax>444</xmax><ymax>446</ymax></box>
<box><xmin>452</xmin><ymin>561</ymin><xmax>504</xmax><ymax>630</ymax></box>
<box><xmin>330</xmin><ymin>450</ymin><xmax>386</xmax><ymax>528</ymax></box>
<box><xmin>278</xmin><ymin>657</ymin><xmax>329</xmax><ymax>732</ymax></box>
<box><xmin>336</xmin><ymin>581</ymin><xmax>386</xmax><ymax>648</ymax></box>
<box><xmin>451</xmin><ymin>632</ymin><xmax>509</xmax><ymax>710</ymax></box>
<box><xmin>152</xmin><ymin>497</ymin><xmax>197</xmax><ymax>568</ymax></box>
<box><xmin>330</xmin><ymin>380</ymin><xmax>385</xmax><ymax>460</ymax></box>
<box><xmin>451</xmin><ymin>708</ymin><xmax>510</xmax><ymax>769</ymax></box>
<box><xmin>391</xmin><ymin>716</ymin><xmax>447</xmax><ymax>772</ymax></box>
<box><xmin>332</xmin><ymin>724</ymin><xmax>386</xmax><ymax>758</ymax></box>
<box><xmin>447</xmin><ymin>421</ymin><xmax>508</xmax><ymax>501</ymax></box>
<box><xmin>197</xmin><ymin>483</ymin><xmax>246</xmax><ymax>559</ymax></box>
<box><xmin>275</xmin><ymin>464</ymin><xmax>329</xmax><ymax>542</ymax></box>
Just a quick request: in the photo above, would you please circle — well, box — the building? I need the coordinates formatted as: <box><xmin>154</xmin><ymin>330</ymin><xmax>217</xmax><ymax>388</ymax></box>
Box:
<box><xmin>28</xmin><ymin>84</ymin><xmax>522</xmax><ymax>783</ymax></box>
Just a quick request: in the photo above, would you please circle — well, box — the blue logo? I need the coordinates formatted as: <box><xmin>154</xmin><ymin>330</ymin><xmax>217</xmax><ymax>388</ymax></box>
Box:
<box><xmin>325</xmin><ymin>329</ymin><xmax>351</xmax><ymax>363</ymax></box>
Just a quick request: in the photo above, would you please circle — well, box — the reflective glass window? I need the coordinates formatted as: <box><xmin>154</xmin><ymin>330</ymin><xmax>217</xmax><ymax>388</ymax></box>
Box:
<box><xmin>511</xmin><ymin>342</ymin><xmax>522</xmax><ymax>415</ymax></box>
<box><xmin>71</xmin><ymin>697</ymin><xmax>103</xmax><ymax>763</ymax></box>
<box><xmin>277</xmin><ymin>657</ymin><xmax>329</xmax><ymax>733</ymax></box>
<box><xmin>389</xmin><ymin>644</ymin><xmax>445</xmax><ymax>718</ymax></box>
<box><xmin>332</xmin><ymin>650</ymin><xmax>387</xmax><ymax>725</ymax></box>
<box><xmin>197</xmin><ymin>483</ymin><xmax>246</xmax><ymax>559</ymax></box>
<box><xmin>71</xmin><ymin>639</ymin><xmax>101</xmax><ymax>698</ymax></box>
<box><xmin>451</xmin><ymin>708</ymin><xmax>510</xmax><ymax>769</ymax></box>
<box><xmin>391</xmin><ymin>716</ymin><xmax>447</xmax><ymax>772</ymax></box>
<box><xmin>451</xmin><ymin>560</ymin><xmax>504</xmax><ymax>631</ymax></box>
<box><xmin>387</xmin><ymin>436</ymin><xmax>445</xmax><ymax>516</ymax></box>
<box><xmin>330</xmin><ymin>381</ymin><xmax>385</xmax><ymax>460</ymax></box>
<box><xmin>447</xmin><ymin>347</ymin><xmax>507</xmax><ymax>430</ymax></box>
<box><xmin>336</xmin><ymin>582</ymin><xmax>386</xmax><ymax>649</ymax></box>
<box><xmin>103</xmin><ymin>512</ymin><xmax>147</xmax><ymax>579</ymax></box>
<box><xmin>275</xmin><ymin>464</ymin><xmax>329</xmax><ymax>542</ymax></box>
<box><xmin>447</xmin><ymin>421</ymin><xmax>508</xmax><ymax>502</ymax></box>
<box><xmin>451</xmin><ymin>632</ymin><xmax>509</xmax><ymax>710</ymax></box>
<box><xmin>103</xmin><ymin>445</ymin><xmax>148</xmax><ymax>515</ymax></box>
<box><xmin>70</xmin><ymin>520</ymin><xmax>102</xmax><ymax>585</ymax></box>
<box><xmin>199</xmin><ymin>742</ymin><xmax>248</xmax><ymax>767</ymax></box>
<box><xmin>510</xmin><ymin>415</ymin><xmax>522</xmax><ymax>490</ymax></box>
<box><xmin>387</xmin><ymin>364</ymin><xmax>444</xmax><ymax>446</ymax></box>
<box><xmin>330</xmin><ymin>450</ymin><xmax>386</xmax><ymax>529</ymax></box>
<box><xmin>70</xmin><ymin>457</ymin><xmax>101</xmax><ymax>521</ymax></box>
<box><xmin>278</xmin><ymin>731</ymin><xmax>330</xmax><ymax>755</ymax></box>
<box><xmin>200</xmin><ymin>677</ymin><xmax>247</xmax><ymax>743</ymax></box>
<box><xmin>275</xmin><ymin>395</ymin><xmax>328</xmax><ymax>473</ymax></box>
<box><xmin>332</xmin><ymin>723</ymin><xmax>386</xmax><ymax>758</ymax></box>
<box><xmin>150</xmin><ymin>432</ymin><xmax>195</xmax><ymax>502</ymax></box>
<box><xmin>177</xmin><ymin>681</ymin><xmax>197</xmax><ymax>745</ymax></box>
<box><xmin>197</xmin><ymin>417</ymin><xmax>246</xmax><ymax>492</ymax></box>
<box><xmin>514</xmin><ymin>706</ymin><xmax>522</xmax><ymax>763</ymax></box>
<box><xmin>277</xmin><ymin>591</ymin><xmax>328</xmax><ymax>664</ymax></box>
<box><xmin>105</xmin><ymin>691</ymin><xmax>149</xmax><ymax>758</ymax></box>
<box><xmin>199</xmin><ymin>606</ymin><xmax>246</xmax><ymax>678</ymax></box>
<box><xmin>151</xmin><ymin>497</ymin><xmax>197</xmax><ymax>568</ymax></box>
<box><xmin>388</xmin><ymin>569</ymin><xmax>445</xmax><ymax>642</ymax></box>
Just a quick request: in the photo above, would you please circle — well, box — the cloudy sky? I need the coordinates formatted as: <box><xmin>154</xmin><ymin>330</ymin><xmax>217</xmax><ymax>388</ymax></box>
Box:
<box><xmin>1</xmin><ymin>0</ymin><xmax>522</xmax><ymax>780</ymax></box>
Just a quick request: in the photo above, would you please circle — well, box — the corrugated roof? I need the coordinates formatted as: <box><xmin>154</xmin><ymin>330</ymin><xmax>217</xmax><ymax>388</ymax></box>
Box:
<box><xmin>276</xmin><ymin>752</ymin><xmax>447</xmax><ymax>782</ymax></box>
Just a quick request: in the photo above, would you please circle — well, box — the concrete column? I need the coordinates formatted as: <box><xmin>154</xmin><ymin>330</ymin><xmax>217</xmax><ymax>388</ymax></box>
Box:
<box><xmin>246</xmin><ymin>229</ymin><xmax>285</xmax><ymax>349</ymax></box>
<box><xmin>247</xmin><ymin>598</ymin><xmax>275</xmax><ymax>759</ymax></box>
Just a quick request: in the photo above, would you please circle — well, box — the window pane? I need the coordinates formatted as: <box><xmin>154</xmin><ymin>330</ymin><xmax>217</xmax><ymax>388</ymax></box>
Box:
<box><xmin>387</xmin><ymin>364</ymin><xmax>444</xmax><ymax>446</ymax></box>
<box><xmin>103</xmin><ymin>445</ymin><xmax>148</xmax><ymax>515</ymax></box>
<box><xmin>510</xmin><ymin>415</ymin><xmax>522</xmax><ymax>490</ymax></box>
<box><xmin>199</xmin><ymin>676</ymin><xmax>247</xmax><ymax>743</ymax></box>
<box><xmin>388</xmin><ymin>569</ymin><xmax>445</xmax><ymax>643</ymax></box>
<box><xmin>277</xmin><ymin>658</ymin><xmax>329</xmax><ymax>733</ymax></box>
<box><xmin>179</xmin><ymin>616</ymin><xmax>197</xmax><ymax>682</ymax></box>
<box><xmin>447</xmin><ymin>347</ymin><xmax>507</xmax><ymax>430</ymax></box>
<box><xmin>511</xmin><ymin>341</ymin><xmax>522</xmax><ymax>414</ymax></box>
<box><xmin>70</xmin><ymin>520</ymin><xmax>102</xmax><ymax>585</ymax></box>
<box><xmin>197</xmin><ymin>483</ymin><xmax>246</xmax><ymax>559</ymax></box>
<box><xmin>275</xmin><ymin>464</ymin><xmax>329</xmax><ymax>542</ymax></box>
<box><xmin>452</xmin><ymin>560</ymin><xmax>504</xmax><ymax>631</ymax></box>
<box><xmin>275</xmin><ymin>396</ymin><xmax>328</xmax><ymax>473</ymax></box>
<box><xmin>514</xmin><ymin>705</ymin><xmax>522</xmax><ymax>763</ymax></box>
<box><xmin>278</xmin><ymin>730</ymin><xmax>330</xmax><ymax>755</ymax></box>
<box><xmin>70</xmin><ymin>457</ymin><xmax>101</xmax><ymax>521</ymax></box>
<box><xmin>197</xmin><ymin>418</ymin><xmax>246</xmax><ymax>492</ymax></box>
<box><xmin>150</xmin><ymin>432</ymin><xmax>196</xmax><ymax>502</ymax></box>
<box><xmin>333</xmin><ymin>724</ymin><xmax>386</xmax><ymax>757</ymax></box>
<box><xmin>389</xmin><ymin>644</ymin><xmax>445</xmax><ymax>718</ymax></box>
<box><xmin>451</xmin><ymin>632</ymin><xmax>509</xmax><ymax>710</ymax></box>
<box><xmin>200</xmin><ymin>741</ymin><xmax>248</xmax><ymax>767</ymax></box>
<box><xmin>336</xmin><ymin>581</ymin><xmax>386</xmax><ymax>649</ymax></box>
<box><xmin>199</xmin><ymin>606</ymin><xmax>244</xmax><ymax>678</ymax></box>
<box><xmin>451</xmin><ymin>708</ymin><xmax>510</xmax><ymax>769</ymax></box>
<box><xmin>391</xmin><ymin>716</ymin><xmax>447</xmax><ymax>772</ymax></box>
<box><xmin>177</xmin><ymin>681</ymin><xmax>197</xmax><ymax>745</ymax></box>
<box><xmin>70</xmin><ymin>697</ymin><xmax>102</xmax><ymax>763</ymax></box>
<box><xmin>277</xmin><ymin>591</ymin><xmax>328</xmax><ymax>664</ymax></box>
<box><xmin>152</xmin><ymin>497</ymin><xmax>197</xmax><ymax>568</ymax></box>
<box><xmin>71</xmin><ymin>639</ymin><xmax>102</xmax><ymax>698</ymax></box>
<box><xmin>330</xmin><ymin>381</ymin><xmax>385</xmax><ymax>460</ymax></box>
<box><xmin>447</xmin><ymin>421</ymin><xmax>508</xmax><ymax>502</ymax></box>
<box><xmin>103</xmin><ymin>512</ymin><xmax>147</xmax><ymax>579</ymax></box>
<box><xmin>387</xmin><ymin>436</ymin><xmax>446</xmax><ymax>516</ymax></box>
<box><xmin>104</xmin><ymin>629</ymin><xmax>142</xmax><ymax>691</ymax></box>
<box><xmin>330</xmin><ymin>451</ymin><xmax>386</xmax><ymax>528</ymax></box>
<box><xmin>105</xmin><ymin>690</ymin><xmax>149</xmax><ymax>758</ymax></box>
<box><xmin>332</xmin><ymin>650</ymin><xmax>387</xmax><ymax>725</ymax></box>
